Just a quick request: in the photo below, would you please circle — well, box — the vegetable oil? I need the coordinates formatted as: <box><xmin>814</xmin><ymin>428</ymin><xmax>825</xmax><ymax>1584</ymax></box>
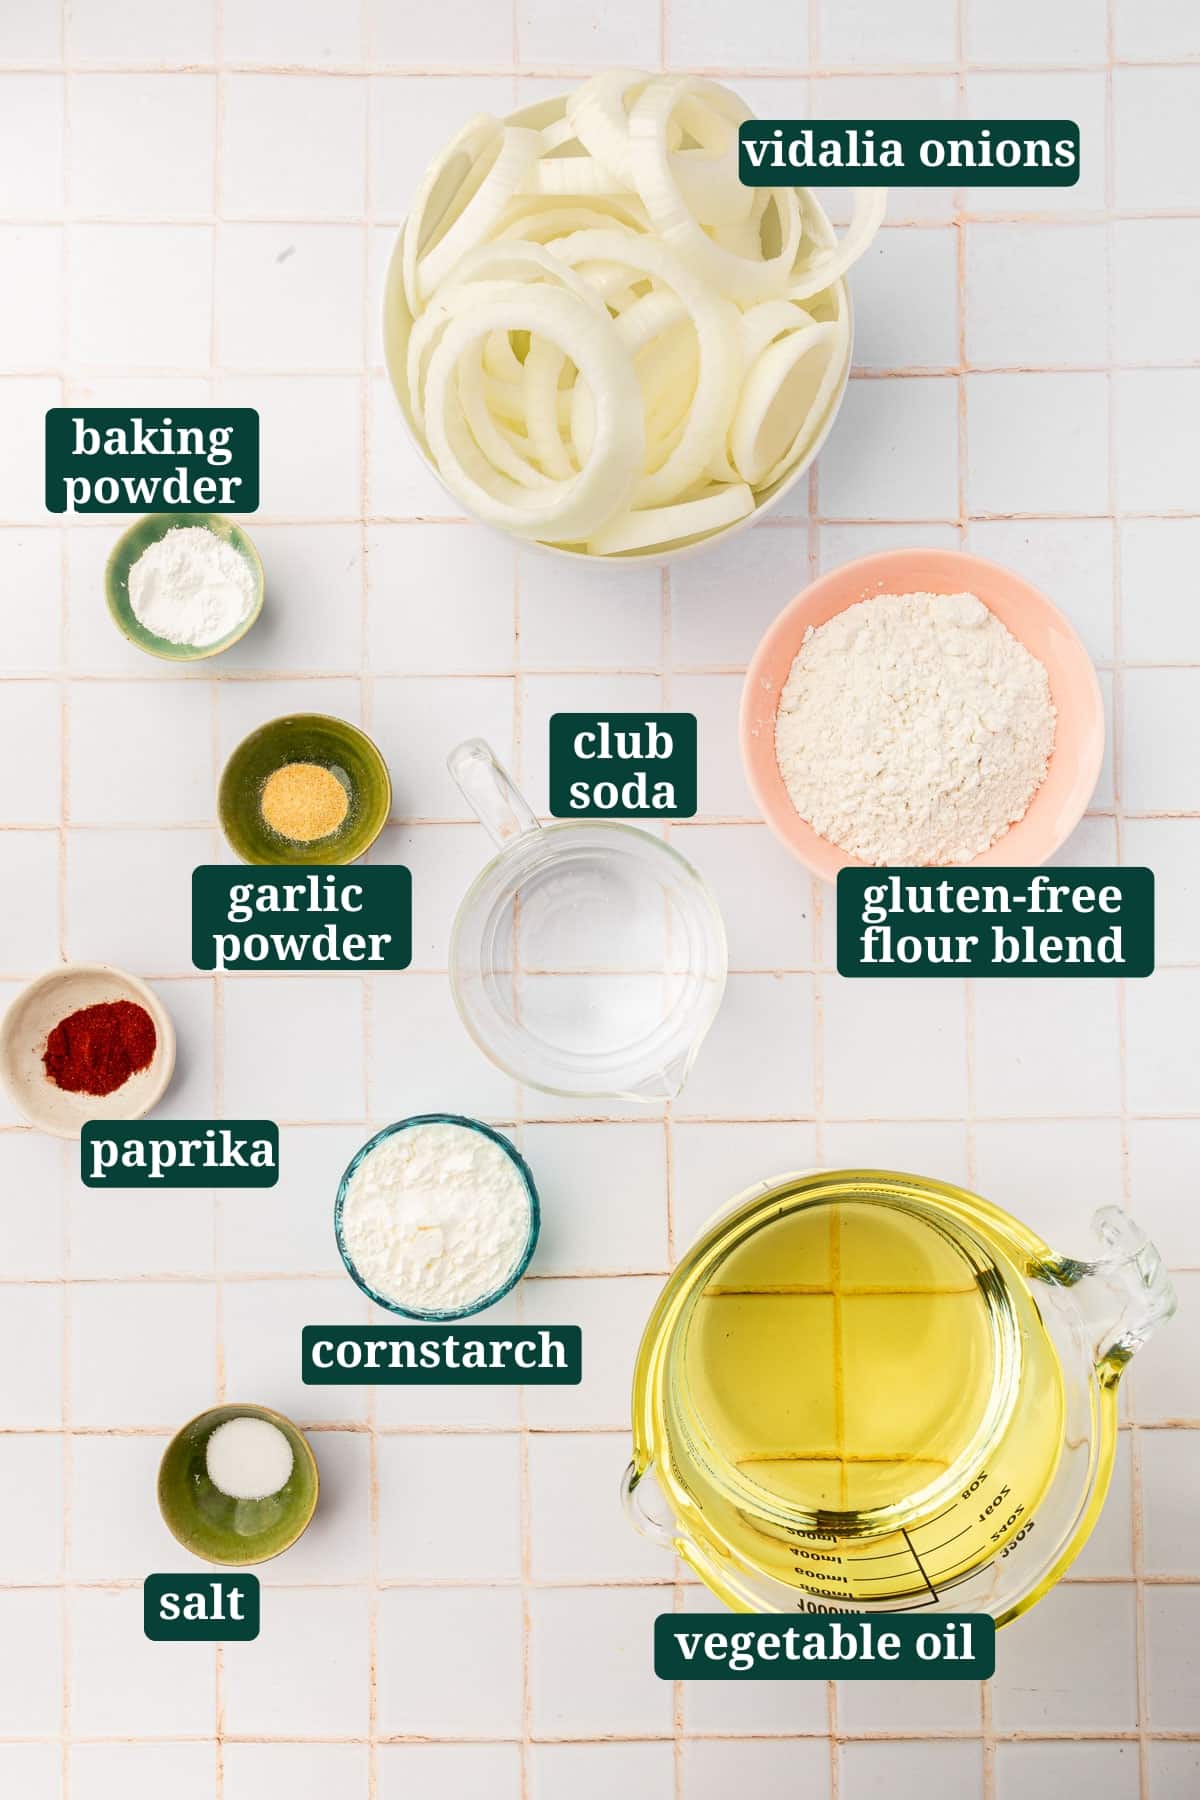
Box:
<box><xmin>640</xmin><ymin>1174</ymin><xmax>1067</xmax><ymax>1608</ymax></box>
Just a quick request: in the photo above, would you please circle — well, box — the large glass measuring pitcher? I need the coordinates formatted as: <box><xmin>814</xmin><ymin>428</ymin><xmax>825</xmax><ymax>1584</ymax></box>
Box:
<box><xmin>624</xmin><ymin>1169</ymin><xmax>1175</xmax><ymax>1625</ymax></box>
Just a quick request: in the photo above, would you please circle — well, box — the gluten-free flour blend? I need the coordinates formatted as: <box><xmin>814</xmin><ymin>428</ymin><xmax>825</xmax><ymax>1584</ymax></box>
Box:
<box><xmin>340</xmin><ymin>1120</ymin><xmax>532</xmax><ymax>1315</ymax></box>
<box><xmin>774</xmin><ymin>591</ymin><xmax>1056</xmax><ymax>865</ymax></box>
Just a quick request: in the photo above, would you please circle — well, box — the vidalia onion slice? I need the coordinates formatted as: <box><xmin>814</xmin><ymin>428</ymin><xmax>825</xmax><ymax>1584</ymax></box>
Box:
<box><xmin>424</xmin><ymin>288</ymin><xmax>644</xmax><ymax>540</ymax></box>
<box><xmin>730</xmin><ymin>319</ymin><xmax>844</xmax><ymax>488</ymax></box>
<box><xmin>628</xmin><ymin>78</ymin><xmax>803</xmax><ymax>302</ymax></box>
<box><xmin>787</xmin><ymin>186</ymin><xmax>887</xmax><ymax>300</ymax></box>
<box><xmin>587</xmin><ymin>482</ymin><xmax>754</xmax><ymax>555</ymax></box>
<box><xmin>548</xmin><ymin>228</ymin><xmax>741</xmax><ymax>507</ymax></box>
<box><xmin>402</xmin><ymin>115</ymin><xmax>502</xmax><ymax>315</ymax></box>
<box><xmin>525</xmin><ymin>155</ymin><xmax>633</xmax><ymax>196</ymax></box>
<box><xmin>565</xmin><ymin>68</ymin><xmax>652</xmax><ymax>187</ymax></box>
<box><xmin>415</xmin><ymin>126</ymin><xmax>544</xmax><ymax>302</ymax></box>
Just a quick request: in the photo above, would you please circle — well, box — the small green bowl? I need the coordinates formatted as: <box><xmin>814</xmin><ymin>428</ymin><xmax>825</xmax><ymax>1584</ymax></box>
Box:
<box><xmin>218</xmin><ymin>712</ymin><xmax>392</xmax><ymax>865</ymax></box>
<box><xmin>105</xmin><ymin>512</ymin><xmax>264</xmax><ymax>662</ymax></box>
<box><xmin>157</xmin><ymin>1403</ymin><xmax>319</xmax><ymax>1567</ymax></box>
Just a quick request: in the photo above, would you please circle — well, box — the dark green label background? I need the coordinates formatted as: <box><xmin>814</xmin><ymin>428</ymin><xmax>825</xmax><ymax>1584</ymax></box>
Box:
<box><xmin>45</xmin><ymin>407</ymin><xmax>259</xmax><ymax>513</ymax></box>
<box><xmin>739</xmin><ymin>120</ymin><xmax>1080</xmax><ymax>186</ymax></box>
<box><xmin>192</xmin><ymin>866</ymin><xmax>412</xmax><ymax>971</ymax></box>
<box><xmin>837</xmin><ymin>868</ymin><xmax>1153</xmax><ymax>977</ymax></box>
<box><xmin>303</xmin><ymin>1325</ymin><xmax>582</xmax><ymax>1385</ymax></box>
<box><xmin>549</xmin><ymin>713</ymin><xmax>697</xmax><ymax>818</ymax></box>
<box><xmin>144</xmin><ymin>1575</ymin><xmax>260</xmax><ymax>1641</ymax></box>
<box><xmin>81</xmin><ymin>1120</ymin><xmax>279</xmax><ymax>1188</ymax></box>
<box><xmin>655</xmin><ymin>1614</ymin><xmax>995</xmax><ymax>1680</ymax></box>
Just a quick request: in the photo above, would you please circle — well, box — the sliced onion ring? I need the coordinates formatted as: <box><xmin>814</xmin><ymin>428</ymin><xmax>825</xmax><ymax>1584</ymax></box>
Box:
<box><xmin>628</xmin><ymin>78</ymin><xmax>803</xmax><ymax>302</ymax></box>
<box><xmin>416</xmin><ymin>126</ymin><xmax>544</xmax><ymax>303</ymax></box>
<box><xmin>402</xmin><ymin>114</ymin><xmax>501</xmax><ymax>316</ymax></box>
<box><xmin>424</xmin><ymin>288</ymin><xmax>644</xmax><ymax>541</ymax></box>
<box><xmin>587</xmin><ymin>482</ymin><xmax>754</xmax><ymax>555</ymax></box>
<box><xmin>788</xmin><ymin>187</ymin><xmax>887</xmax><ymax>300</ymax></box>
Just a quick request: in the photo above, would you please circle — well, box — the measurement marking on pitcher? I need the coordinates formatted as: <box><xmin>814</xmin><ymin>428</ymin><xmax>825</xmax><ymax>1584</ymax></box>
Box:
<box><xmin>901</xmin><ymin>1526</ymin><xmax>940</xmax><ymax>1601</ymax></box>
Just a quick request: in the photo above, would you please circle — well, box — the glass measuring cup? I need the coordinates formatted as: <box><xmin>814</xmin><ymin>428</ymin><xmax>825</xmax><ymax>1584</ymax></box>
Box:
<box><xmin>623</xmin><ymin>1168</ymin><xmax>1176</xmax><ymax>1626</ymax></box>
<box><xmin>448</xmin><ymin>739</ymin><xmax>727</xmax><ymax>1102</ymax></box>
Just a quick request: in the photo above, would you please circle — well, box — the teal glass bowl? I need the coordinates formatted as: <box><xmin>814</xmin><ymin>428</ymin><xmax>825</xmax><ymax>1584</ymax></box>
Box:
<box><xmin>334</xmin><ymin>1114</ymin><xmax>540</xmax><ymax>1321</ymax></box>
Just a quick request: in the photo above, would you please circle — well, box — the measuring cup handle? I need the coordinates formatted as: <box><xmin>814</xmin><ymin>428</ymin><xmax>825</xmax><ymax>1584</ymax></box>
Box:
<box><xmin>1049</xmin><ymin>1206</ymin><xmax>1178</xmax><ymax>1369</ymax></box>
<box><xmin>448</xmin><ymin>739</ymin><xmax>541</xmax><ymax>850</ymax></box>
<box><xmin>621</xmin><ymin>1459</ymin><xmax>678</xmax><ymax>1551</ymax></box>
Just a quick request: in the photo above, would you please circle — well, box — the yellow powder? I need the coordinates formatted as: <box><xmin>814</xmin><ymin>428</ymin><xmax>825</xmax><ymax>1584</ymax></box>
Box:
<box><xmin>260</xmin><ymin>762</ymin><xmax>349</xmax><ymax>843</ymax></box>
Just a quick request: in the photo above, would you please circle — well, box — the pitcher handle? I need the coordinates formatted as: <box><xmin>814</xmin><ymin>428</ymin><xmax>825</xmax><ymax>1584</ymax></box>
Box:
<box><xmin>448</xmin><ymin>738</ymin><xmax>541</xmax><ymax>851</ymax></box>
<box><xmin>1045</xmin><ymin>1206</ymin><xmax>1177</xmax><ymax>1370</ymax></box>
<box><xmin>621</xmin><ymin>1459</ymin><xmax>678</xmax><ymax>1551</ymax></box>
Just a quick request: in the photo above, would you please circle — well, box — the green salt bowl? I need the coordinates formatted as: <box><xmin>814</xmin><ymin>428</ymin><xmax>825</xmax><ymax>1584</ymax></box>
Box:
<box><xmin>158</xmin><ymin>1403</ymin><xmax>319</xmax><ymax>1566</ymax></box>
<box><xmin>218</xmin><ymin>712</ymin><xmax>392</xmax><ymax>865</ymax></box>
<box><xmin>105</xmin><ymin>512</ymin><xmax>264</xmax><ymax>662</ymax></box>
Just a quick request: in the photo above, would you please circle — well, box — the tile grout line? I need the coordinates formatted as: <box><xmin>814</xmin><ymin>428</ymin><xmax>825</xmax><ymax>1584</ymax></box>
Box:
<box><xmin>510</xmin><ymin>25</ymin><xmax>533</xmax><ymax>1798</ymax></box>
<box><xmin>360</xmin><ymin>29</ymin><xmax>382</xmax><ymax>1797</ymax></box>
<box><xmin>954</xmin><ymin>7</ymin><xmax>996</xmax><ymax>1785</ymax></box>
<box><xmin>58</xmin><ymin>5</ymin><xmax>73</xmax><ymax>1792</ymax></box>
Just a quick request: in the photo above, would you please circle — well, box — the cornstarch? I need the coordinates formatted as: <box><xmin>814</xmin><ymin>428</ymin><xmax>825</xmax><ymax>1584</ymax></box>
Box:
<box><xmin>340</xmin><ymin>1120</ymin><xmax>531</xmax><ymax>1314</ymax></box>
<box><xmin>127</xmin><ymin>525</ymin><xmax>256</xmax><ymax>648</ymax></box>
<box><xmin>774</xmin><ymin>591</ymin><xmax>1056</xmax><ymax>865</ymax></box>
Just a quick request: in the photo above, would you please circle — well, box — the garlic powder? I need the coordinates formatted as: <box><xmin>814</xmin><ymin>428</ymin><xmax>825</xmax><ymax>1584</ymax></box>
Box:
<box><xmin>340</xmin><ymin>1120</ymin><xmax>532</xmax><ymax>1315</ymax></box>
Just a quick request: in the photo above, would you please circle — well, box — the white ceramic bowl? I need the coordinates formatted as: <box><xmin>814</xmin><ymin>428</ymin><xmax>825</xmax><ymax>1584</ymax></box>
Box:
<box><xmin>0</xmin><ymin>964</ymin><xmax>176</xmax><ymax>1138</ymax></box>
<box><xmin>381</xmin><ymin>91</ymin><xmax>854</xmax><ymax>566</ymax></box>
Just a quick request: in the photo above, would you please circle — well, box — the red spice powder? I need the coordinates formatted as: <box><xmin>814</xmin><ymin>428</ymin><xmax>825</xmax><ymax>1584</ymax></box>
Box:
<box><xmin>42</xmin><ymin>999</ymin><xmax>157</xmax><ymax>1097</ymax></box>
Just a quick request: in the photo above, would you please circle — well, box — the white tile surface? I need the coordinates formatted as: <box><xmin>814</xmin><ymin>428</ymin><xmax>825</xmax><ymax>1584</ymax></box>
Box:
<box><xmin>530</xmin><ymin>1586</ymin><xmax>672</xmax><ymax>1737</ymax></box>
<box><xmin>71</xmin><ymin>1588</ymin><xmax>214</xmax><ymax>1735</ymax></box>
<box><xmin>222</xmin><ymin>75</ymin><xmax>367</xmax><ymax>218</ymax></box>
<box><xmin>0</xmin><ymin>7</ymin><xmax>1197</xmax><ymax>1783</ymax></box>
<box><xmin>70</xmin><ymin>1745</ymin><xmax>217</xmax><ymax>1800</ymax></box>
<box><xmin>966</xmin><ymin>372</ymin><xmax>1109</xmax><ymax>517</ymax></box>
<box><xmin>0</xmin><ymin>1591</ymin><xmax>62</xmax><ymax>1735</ymax></box>
<box><xmin>378</xmin><ymin>1586</ymin><xmax>523</xmax><ymax>1736</ymax></box>
<box><xmin>966</xmin><ymin>224</ymin><xmax>1108</xmax><ymax>369</ymax></box>
<box><xmin>840</xmin><ymin>1741</ymin><xmax>984</xmax><ymax>1800</ymax></box>
<box><xmin>223</xmin><ymin>1587</ymin><xmax>370</xmax><ymax>1736</ymax></box>
<box><xmin>69</xmin><ymin>74</ymin><xmax>215</xmax><ymax>218</ymax></box>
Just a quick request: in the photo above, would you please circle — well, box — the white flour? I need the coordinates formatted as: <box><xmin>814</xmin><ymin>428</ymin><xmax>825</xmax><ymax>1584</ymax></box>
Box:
<box><xmin>127</xmin><ymin>525</ymin><xmax>256</xmax><ymax>647</ymax></box>
<box><xmin>340</xmin><ymin>1120</ymin><xmax>532</xmax><ymax>1314</ymax></box>
<box><xmin>774</xmin><ymin>591</ymin><xmax>1056</xmax><ymax>865</ymax></box>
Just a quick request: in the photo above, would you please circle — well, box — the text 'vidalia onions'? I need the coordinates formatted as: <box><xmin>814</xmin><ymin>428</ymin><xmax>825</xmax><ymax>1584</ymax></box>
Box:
<box><xmin>386</xmin><ymin>72</ymin><xmax>885</xmax><ymax>557</ymax></box>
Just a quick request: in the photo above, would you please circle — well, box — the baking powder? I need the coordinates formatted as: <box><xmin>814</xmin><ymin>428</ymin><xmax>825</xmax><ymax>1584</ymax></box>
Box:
<box><xmin>340</xmin><ymin>1120</ymin><xmax>532</xmax><ymax>1314</ymax></box>
<box><xmin>127</xmin><ymin>525</ymin><xmax>257</xmax><ymax>648</ymax></box>
<box><xmin>774</xmin><ymin>591</ymin><xmax>1056</xmax><ymax>865</ymax></box>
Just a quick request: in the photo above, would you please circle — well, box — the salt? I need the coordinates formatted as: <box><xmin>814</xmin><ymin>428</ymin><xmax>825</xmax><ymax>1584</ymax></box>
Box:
<box><xmin>205</xmin><ymin>1416</ymin><xmax>294</xmax><ymax>1501</ymax></box>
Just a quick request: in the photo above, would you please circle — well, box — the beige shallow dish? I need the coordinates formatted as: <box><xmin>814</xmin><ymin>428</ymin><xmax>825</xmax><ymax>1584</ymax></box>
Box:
<box><xmin>0</xmin><ymin>964</ymin><xmax>176</xmax><ymax>1138</ymax></box>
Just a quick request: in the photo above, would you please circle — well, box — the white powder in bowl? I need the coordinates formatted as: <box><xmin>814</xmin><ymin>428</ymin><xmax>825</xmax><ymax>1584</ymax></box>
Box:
<box><xmin>206</xmin><ymin>1416</ymin><xmax>294</xmax><ymax>1501</ymax></box>
<box><xmin>127</xmin><ymin>525</ymin><xmax>257</xmax><ymax>648</ymax></box>
<box><xmin>774</xmin><ymin>591</ymin><xmax>1056</xmax><ymax>866</ymax></box>
<box><xmin>340</xmin><ymin>1119</ymin><xmax>533</xmax><ymax>1315</ymax></box>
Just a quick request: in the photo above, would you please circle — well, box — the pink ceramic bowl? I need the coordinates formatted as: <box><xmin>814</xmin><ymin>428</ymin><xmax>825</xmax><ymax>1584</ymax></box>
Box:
<box><xmin>740</xmin><ymin>547</ymin><xmax>1105</xmax><ymax>883</ymax></box>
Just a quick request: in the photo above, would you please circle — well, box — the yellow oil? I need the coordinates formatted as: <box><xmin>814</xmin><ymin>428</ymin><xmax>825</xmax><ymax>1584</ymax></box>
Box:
<box><xmin>667</xmin><ymin>1189</ymin><xmax>1067</xmax><ymax>1605</ymax></box>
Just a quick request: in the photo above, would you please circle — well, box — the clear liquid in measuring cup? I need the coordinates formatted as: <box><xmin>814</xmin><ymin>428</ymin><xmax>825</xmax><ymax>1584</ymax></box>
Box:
<box><xmin>672</xmin><ymin>1190</ymin><xmax>1066</xmax><ymax>1606</ymax></box>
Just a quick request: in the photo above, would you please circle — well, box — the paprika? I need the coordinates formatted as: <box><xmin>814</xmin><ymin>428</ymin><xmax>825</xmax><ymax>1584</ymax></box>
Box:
<box><xmin>42</xmin><ymin>999</ymin><xmax>157</xmax><ymax>1097</ymax></box>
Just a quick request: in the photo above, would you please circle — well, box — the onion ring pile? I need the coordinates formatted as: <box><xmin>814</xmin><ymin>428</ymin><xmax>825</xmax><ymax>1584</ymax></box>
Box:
<box><xmin>391</xmin><ymin>72</ymin><xmax>885</xmax><ymax>556</ymax></box>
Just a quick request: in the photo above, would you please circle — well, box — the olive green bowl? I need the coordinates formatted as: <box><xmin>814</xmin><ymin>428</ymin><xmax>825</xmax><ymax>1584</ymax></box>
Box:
<box><xmin>158</xmin><ymin>1403</ymin><xmax>319</xmax><ymax>1566</ymax></box>
<box><xmin>105</xmin><ymin>512</ymin><xmax>264</xmax><ymax>662</ymax></box>
<box><xmin>218</xmin><ymin>713</ymin><xmax>392</xmax><ymax>865</ymax></box>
